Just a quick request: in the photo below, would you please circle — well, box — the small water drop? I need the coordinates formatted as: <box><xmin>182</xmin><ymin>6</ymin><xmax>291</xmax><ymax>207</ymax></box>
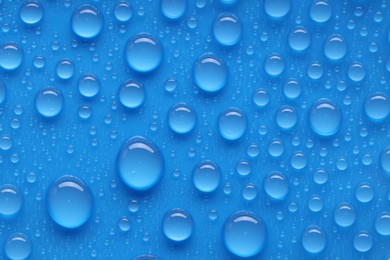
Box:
<box><xmin>72</xmin><ymin>5</ymin><xmax>103</xmax><ymax>39</ymax></box>
<box><xmin>310</xmin><ymin>0</ymin><xmax>332</xmax><ymax>23</ymax></box>
<box><xmin>168</xmin><ymin>103</ymin><xmax>197</xmax><ymax>134</ymax></box>
<box><xmin>5</xmin><ymin>233</ymin><xmax>32</xmax><ymax>260</ymax></box>
<box><xmin>348</xmin><ymin>62</ymin><xmax>366</xmax><ymax>82</ymax></box>
<box><xmin>264</xmin><ymin>171</ymin><xmax>288</xmax><ymax>201</ymax></box>
<box><xmin>162</xmin><ymin>208</ymin><xmax>193</xmax><ymax>242</ymax></box>
<box><xmin>253</xmin><ymin>88</ymin><xmax>269</xmax><ymax>108</ymax></box>
<box><xmin>119</xmin><ymin>216</ymin><xmax>131</xmax><ymax>232</ymax></box>
<box><xmin>264</xmin><ymin>53</ymin><xmax>285</xmax><ymax>77</ymax></box>
<box><xmin>375</xmin><ymin>212</ymin><xmax>390</xmax><ymax>236</ymax></box>
<box><xmin>324</xmin><ymin>34</ymin><xmax>347</xmax><ymax>61</ymax></box>
<box><xmin>242</xmin><ymin>183</ymin><xmax>257</xmax><ymax>201</ymax></box>
<box><xmin>78</xmin><ymin>74</ymin><xmax>100</xmax><ymax>98</ymax></box>
<box><xmin>264</xmin><ymin>0</ymin><xmax>291</xmax><ymax>19</ymax></box>
<box><xmin>0</xmin><ymin>184</ymin><xmax>22</xmax><ymax>218</ymax></box>
<box><xmin>353</xmin><ymin>231</ymin><xmax>373</xmax><ymax>252</ymax></box>
<box><xmin>192</xmin><ymin>160</ymin><xmax>221</xmax><ymax>194</ymax></box>
<box><xmin>218</xmin><ymin>107</ymin><xmax>247</xmax><ymax>141</ymax></box>
<box><xmin>193</xmin><ymin>53</ymin><xmax>228</xmax><ymax>93</ymax></box>
<box><xmin>161</xmin><ymin>0</ymin><xmax>186</xmax><ymax>20</ymax></box>
<box><xmin>56</xmin><ymin>59</ymin><xmax>74</xmax><ymax>80</ymax></box>
<box><xmin>309</xmin><ymin>99</ymin><xmax>341</xmax><ymax>137</ymax></box>
<box><xmin>114</xmin><ymin>1</ymin><xmax>133</xmax><ymax>22</ymax></box>
<box><xmin>355</xmin><ymin>182</ymin><xmax>374</xmax><ymax>203</ymax></box>
<box><xmin>0</xmin><ymin>42</ymin><xmax>23</xmax><ymax>71</ymax></box>
<box><xmin>288</xmin><ymin>26</ymin><xmax>311</xmax><ymax>52</ymax></box>
<box><xmin>283</xmin><ymin>79</ymin><xmax>301</xmax><ymax>100</ymax></box>
<box><xmin>334</xmin><ymin>202</ymin><xmax>356</xmax><ymax>228</ymax></box>
<box><xmin>301</xmin><ymin>225</ymin><xmax>326</xmax><ymax>254</ymax></box>
<box><xmin>213</xmin><ymin>13</ymin><xmax>242</xmax><ymax>46</ymax></box>
<box><xmin>276</xmin><ymin>105</ymin><xmax>297</xmax><ymax>130</ymax></box>
<box><xmin>118</xmin><ymin>80</ymin><xmax>145</xmax><ymax>109</ymax></box>
<box><xmin>20</xmin><ymin>0</ymin><xmax>43</xmax><ymax>25</ymax></box>
<box><xmin>35</xmin><ymin>87</ymin><xmax>64</xmax><ymax>118</ymax></box>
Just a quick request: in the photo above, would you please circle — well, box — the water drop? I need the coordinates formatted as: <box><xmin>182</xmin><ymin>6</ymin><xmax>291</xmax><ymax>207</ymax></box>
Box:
<box><xmin>242</xmin><ymin>183</ymin><xmax>257</xmax><ymax>201</ymax></box>
<box><xmin>117</xmin><ymin>136</ymin><xmax>164</xmax><ymax>191</ymax></box>
<box><xmin>313</xmin><ymin>168</ymin><xmax>328</xmax><ymax>184</ymax></box>
<box><xmin>78</xmin><ymin>105</ymin><xmax>91</xmax><ymax>119</ymax></box>
<box><xmin>268</xmin><ymin>139</ymin><xmax>284</xmax><ymax>158</ymax></box>
<box><xmin>5</xmin><ymin>233</ymin><xmax>32</xmax><ymax>260</ymax></box>
<box><xmin>308</xmin><ymin>195</ymin><xmax>323</xmax><ymax>212</ymax></box>
<box><xmin>0</xmin><ymin>134</ymin><xmax>12</xmax><ymax>150</ymax></box>
<box><xmin>0</xmin><ymin>184</ymin><xmax>22</xmax><ymax>218</ymax></box>
<box><xmin>283</xmin><ymin>79</ymin><xmax>301</xmax><ymax>100</ymax></box>
<box><xmin>118</xmin><ymin>80</ymin><xmax>145</xmax><ymax>109</ymax></box>
<box><xmin>264</xmin><ymin>53</ymin><xmax>285</xmax><ymax>77</ymax></box>
<box><xmin>375</xmin><ymin>212</ymin><xmax>390</xmax><ymax>236</ymax></box>
<box><xmin>78</xmin><ymin>74</ymin><xmax>100</xmax><ymax>98</ymax></box>
<box><xmin>161</xmin><ymin>0</ymin><xmax>186</xmax><ymax>20</ymax></box>
<box><xmin>309</xmin><ymin>99</ymin><xmax>341</xmax><ymax>137</ymax></box>
<box><xmin>72</xmin><ymin>5</ymin><xmax>103</xmax><ymax>39</ymax></box>
<box><xmin>33</xmin><ymin>56</ymin><xmax>45</xmax><ymax>69</ymax></box>
<box><xmin>290</xmin><ymin>151</ymin><xmax>307</xmax><ymax>170</ymax></box>
<box><xmin>192</xmin><ymin>160</ymin><xmax>221</xmax><ymax>194</ymax></box>
<box><xmin>253</xmin><ymin>88</ymin><xmax>269</xmax><ymax>108</ymax></box>
<box><xmin>56</xmin><ymin>59</ymin><xmax>74</xmax><ymax>80</ymax></box>
<box><xmin>288</xmin><ymin>26</ymin><xmax>311</xmax><ymax>52</ymax></box>
<box><xmin>164</xmin><ymin>77</ymin><xmax>177</xmax><ymax>93</ymax></box>
<box><xmin>193</xmin><ymin>53</ymin><xmax>228</xmax><ymax>93</ymax></box>
<box><xmin>353</xmin><ymin>231</ymin><xmax>373</xmax><ymax>252</ymax></box>
<box><xmin>218</xmin><ymin>107</ymin><xmax>247</xmax><ymax>141</ymax></box>
<box><xmin>310</xmin><ymin>0</ymin><xmax>332</xmax><ymax>23</ymax></box>
<box><xmin>307</xmin><ymin>61</ymin><xmax>323</xmax><ymax>80</ymax></box>
<box><xmin>334</xmin><ymin>202</ymin><xmax>356</xmax><ymax>228</ymax></box>
<box><xmin>324</xmin><ymin>34</ymin><xmax>347</xmax><ymax>61</ymax></box>
<box><xmin>162</xmin><ymin>208</ymin><xmax>193</xmax><ymax>242</ymax></box>
<box><xmin>114</xmin><ymin>1</ymin><xmax>133</xmax><ymax>22</ymax></box>
<box><xmin>355</xmin><ymin>182</ymin><xmax>374</xmax><ymax>203</ymax></box>
<box><xmin>264</xmin><ymin>0</ymin><xmax>291</xmax><ymax>19</ymax></box>
<box><xmin>0</xmin><ymin>42</ymin><xmax>23</xmax><ymax>70</ymax></box>
<box><xmin>223</xmin><ymin>211</ymin><xmax>267</xmax><ymax>258</ymax></box>
<box><xmin>47</xmin><ymin>175</ymin><xmax>93</xmax><ymax>229</ymax></box>
<box><xmin>276</xmin><ymin>105</ymin><xmax>297</xmax><ymax>130</ymax></box>
<box><xmin>35</xmin><ymin>87</ymin><xmax>64</xmax><ymax>118</ymax></box>
<box><xmin>348</xmin><ymin>62</ymin><xmax>366</xmax><ymax>82</ymax></box>
<box><xmin>364</xmin><ymin>93</ymin><xmax>390</xmax><ymax>123</ymax></box>
<box><xmin>168</xmin><ymin>103</ymin><xmax>197</xmax><ymax>134</ymax></box>
<box><xmin>119</xmin><ymin>216</ymin><xmax>131</xmax><ymax>232</ymax></box>
<box><xmin>128</xmin><ymin>200</ymin><xmax>139</xmax><ymax>213</ymax></box>
<box><xmin>20</xmin><ymin>1</ymin><xmax>43</xmax><ymax>25</ymax></box>
<box><xmin>264</xmin><ymin>171</ymin><xmax>288</xmax><ymax>201</ymax></box>
<box><xmin>213</xmin><ymin>13</ymin><xmax>242</xmax><ymax>46</ymax></box>
<box><xmin>301</xmin><ymin>225</ymin><xmax>326</xmax><ymax>254</ymax></box>
<box><xmin>236</xmin><ymin>160</ymin><xmax>251</xmax><ymax>177</ymax></box>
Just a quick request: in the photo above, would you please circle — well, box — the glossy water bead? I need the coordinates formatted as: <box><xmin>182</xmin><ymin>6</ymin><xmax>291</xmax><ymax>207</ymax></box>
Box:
<box><xmin>380</xmin><ymin>146</ymin><xmax>390</xmax><ymax>178</ymax></box>
<box><xmin>56</xmin><ymin>59</ymin><xmax>74</xmax><ymax>80</ymax></box>
<box><xmin>47</xmin><ymin>175</ymin><xmax>93</xmax><ymax>229</ymax></box>
<box><xmin>193</xmin><ymin>53</ymin><xmax>228</xmax><ymax>93</ymax></box>
<box><xmin>223</xmin><ymin>211</ymin><xmax>267</xmax><ymax>257</ymax></box>
<box><xmin>114</xmin><ymin>1</ymin><xmax>133</xmax><ymax>22</ymax></box>
<box><xmin>348</xmin><ymin>62</ymin><xmax>366</xmax><ymax>82</ymax></box>
<box><xmin>364</xmin><ymin>92</ymin><xmax>390</xmax><ymax>123</ymax></box>
<box><xmin>253</xmin><ymin>88</ymin><xmax>270</xmax><ymax>107</ymax></box>
<box><xmin>118</xmin><ymin>80</ymin><xmax>145</xmax><ymax>109</ymax></box>
<box><xmin>218</xmin><ymin>107</ymin><xmax>247</xmax><ymax>141</ymax></box>
<box><xmin>264</xmin><ymin>53</ymin><xmax>285</xmax><ymax>77</ymax></box>
<box><xmin>353</xmin><ymin>231</ymin><xmax>373</xmax><ymax>252</ymax></box>
<box><xmin>263</xmin><ymin>171</ymin><xmax>288</xmax><ymax>201</ymax></box>
<box><xmin>78</xmin><ymin>74</ymin><xmax>100</xmax><ymax>98</ymax></box>
<box><xmin>264</xmin><ymin>0</ymin><xmax>291</xmax><ymax>19</ymax></box>
<box><xmin>162</xmin><ymin>208</ymin><xmax>193</xmax><ymax>242</ymax></box>
<box><xmin>35</xmin><ymin>87</ymin><xmax>64</xmax><ymax>118</ymax></box>
<box><xmin>324</xmin><ymin>34</ymin><xmax>347</xmax><ymax>61</ymax></box>
<box><xmin>283</xmin><ymin>79</ymin><xmax>301</xmax><ymax>100</ymax></box>
<box><xmin>213</xmin><ymin>13</ymin><xmax>242</xmax><ymax>46</ymax></box>
<box><xmin>4</xmin><ymin>233</ymin><xmax>32</xmax><ymax>260</ymax></box>
<box><xmin>268</xmin><ymin>139</ymin><xmax>284</xmax><ymax>157</ymax></box>
<box><xmin>309</xmin><ymin>99</ymin><xmax>341</xmax><ymax>137</ymax></box>
<box><xmin>71</xmin><ymin>5</ymin><xmax>103</xmax><ymax>39</ymax></box>
<box><xmin>168</xmin><ymin>103</ymin><xmax>197</xmax><ymax>134</ymax></box>
<box><xmin>0</xmin><ymin>42</ymin><xmax>23</xmax><ymax>70</ymax></box>
<box><xmin>288</xmin><ymin>26</ymin><xmax>311</xmax><ymax>52</ymax></box>
<box><xmin>301</xmin><ymin>225</ymin><xmax>326</xmax><ymax>254</ymax></box>
<box><xmin>0</xmin><ymin>184</ymin><xmax>23</xmax><ymax>218</ymax></box>
<box><xmin>334</xmin><ymin>202</ymin><xmax>356</xmax><ymax>228</ymax></box>
<box><xmin>355</xmin><ymin>182</ymin><xmax>374</xmax><ymax>203</ymax></box>
<box><xmin>161</xmin><ymin>0</ymin><xmax>186</xmax><ymax>20</ymax></box>
<box><xmin>192</xmin><ymin>161</ymin><xmax>221</xmax><ymax>193</ymax></box>
<box><xmin>375</xmin><ymin>212</ymin><xmax>390</xmax><ymax>236</ymax></box>
<box><xmin>310</xmin><ymin>0</ymin><xmax>332</xmax><ymax>23</ymax></box>
<box><xmin>117</xmin><ymin>136</ymin><xmax>164</xmax><ymax>191</ymax></box>
<box><xmin>20</xmin><ymin>1</ymin><xmax>43</xmax><ymax>25</ymax></box>
<box><xmin>125</xmin><ymin>33</ymin><xmax>163</xmax><ymax>73</ymax></box>
<box><xmin>276</xmin><ymin>105</ymin><xmax>297</xmax><ymax>130</ymax></box>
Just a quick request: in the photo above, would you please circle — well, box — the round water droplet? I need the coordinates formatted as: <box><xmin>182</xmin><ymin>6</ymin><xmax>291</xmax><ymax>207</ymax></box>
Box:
<box><xmin>324</xmin><ymin>34</ymin><xmax>347</xmax><ymax>61</ymax></box>
<box><xmin>192</xmin><ymin>160</ymin><xmax>221</xmax><ymax>194</ymax></box>
<box><xmin>168</xmin><ymin>103</ymin><xmax>196</xmax><ymax>134</ymax></box>
<box><xmin>0</xmin><ymin>134</ymin><xmax>12</xmax><ymax>150</ymax></box>
<box><xmin>117</xmin><ymin>136</ymin><xmax>164</xmax><ymax>191</ymax></box>
<box><xmin>310</xmin><ymin>0</ymin><xmax>332</xmax><ymax>23</ymax></box>
<box><xmin>236</xmin><ymin>160</ymin><xmax>251</xmax><ymax>177</ymax></box>
<box><xmin>161</xmin><ymin>0</ymin><xmax>186</xmax><ymax>20</ymax></box>
<box><xmin>353</xmin><ymin>231</ymin><xmax>373</xmax><ymax>252</ymax></box>
<box><xmin>47</xmin><ymin>175</ymin><xmax>93</xmax><ymax>229</ymax></box>
<box><xmin>364</xmin><ymin>93</ymin><xmax>390</xmax><ymax>123</ymax></box>
<box><xmin>264</xmin><ymin>0</ymin><xmax>291</xmax><ymax>19</ymax></box>
<box><xmin>242</xmin><ymin>183</ymin><xmax>257</xmax><ymax>201</ymax></box>
<box><xmin>218</xmin><ymin>107</ymin><xmax>247</xmax><ymax>141</ymax></box>
<box><xmin>381</xmin><ymin>146</ymin><xmax>390</xmax><ymax>178</ymax></box>
<box><xmin>288</xmin><ymin>26</ymin><xmax>311</xmax><ymax>52</ymax></box>
<box><xmin>268</xmin><ymin>139</ymin><xmax>284</xmax><ymax>158</ymax></box>
<box><xmin>313</xmin><ymin>168</ymin><xmax>328</xmax><ymax>184</ymax></box>
<box><xmin>213</xmin><ymin>13</ymin><xmax>242</xmax><ymax>46</ymax></box>
<box><xmin>119</xmin><ymin>216</ymin><xmax>131</xmax><ymax>232</ymax></box>
<box><xmin>223</xmin><ymin>211</ymin><xmax>267</xmax><ymax>258</ymax></box>
<box><xmin>20</xmin><ymin>1</ymin><xmax>43</xmax><ymax>25</ymax></box>
<box><xmin>164</xmin><ymin>77</ymin><xmax>177</xmax><ymax>93</ymax></box>
<box><xmin>33</xmin><ymin>56</ymin><xmax>45</xmax><ymax>69</ymax></box>
<box><xmin>253</xmin><ymin>88</ymin><xmax>269</xmax><ymax>107</ymax></box>
<box><xmin>301</xmin><ymin>225</ymin><xmax>326</xmax><ymax>254</ymax></box>
<box><xmin>35</xmin><ymin>87</ymin><xmax>64</xmax><ymax>118</ymax></box>
<box><xmin>264</xmin><ymin>171</ymin><xmax>288</xmax><ymax>201</ymax></box>
<box><xmin>308</xmin><ymin>195</ymin><xmax>323</xmax><ymax>212</ymax></box>
<box><xmin>309</xmin><ymin>99</ymin><xmax>341</xmax><ymax>137</ymax></box>
<box><xmin>276</xmin><ymin>105</ymin><xmax>297</xmax><ymax>130</ymax></box>
<box><xmin>291</xmin><ymin>151</ymin><xmax>307</xmax><ymax>170</ymax></box>
<box><xmin>78</xmin><ymin>105</ymin><xmax>91</xmax><ymax>119</ymax></box>
<box><xmin>264</xmin><ymin>53</ymin><xmax>284</xmax><ymax>77</ymax></box>
<box><xmin>56</xmin><ymin>59</ymin><xmax>74</xmax><ymax>80</ymax></box>
<box><xmin>78</xmin><ymin>74</ymin><xmax>100</xmax><ymax>98</ymax></box>
<box><xmin>114</xmin><ymin>1</ymin><xmax>133</xmax><ymax>22</ymax></box>
<box><xmin>283</xmin><ymin>79</ymin><xmax>301</xmax><ymax>100</ymax></box>
<box><xmin>0</xmin><ymin>42</ymin><xmax>23</xmax><ymax>71</ymax></box>
<box><xmin>5</xmin><ymin>233</ymin><xmax>32</xmax><ymax>260</ymax></box>
<box><xmin>0</xmin><ymin>184</ymin><xmax>22</xmax><ymax>218</ymax></box>
<box><xmin>163</xmin><ymin>208</ymin><xmax>193</xmax><ymax>242</ymax></box>
<box><xmin>118</xmin><ymin>80</ymin><xmax>145</xmax><ymax>109</ymax></box>
<box><xmin>72</xmin><ymin>5</ymin><xmax>103</xmax><ymax>39</ymax></box>
<box><xmin>125</xmin><ymin>33</ymin><xmax>163</xmax><ymax>73</ymax></box>
<box><xmin>334</xmin><ymin>202</ymin><xmax>356</xmax><ymax>228</ymax></box>
<box><xmin>307</xmin><ymin>61</ymin><xmax>323</xmax><ymax>80</ymax></box>
<box><xmin>375</xmin><ymin>212</ymin><xmax>390</xmax><ymax>236</ymax></box>
<box><xmin>193</xmin><ymin>53</ymin><xmax>228</xmax><ymax>93</ymax></box>
<box><xmin>348</xmin><ymin>62</ymin><xmax>365</xmax><ymax>82</ymax></box>
<box><xmin>355</xmin><ymin>182</ymin><xmax>374</xmax><ymax>203</ymax></box>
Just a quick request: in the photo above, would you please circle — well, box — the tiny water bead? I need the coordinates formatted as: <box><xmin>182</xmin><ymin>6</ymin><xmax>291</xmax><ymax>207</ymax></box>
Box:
<box><xmin>114</xmin><ymin>1</ymin><xmax>133</xmax><ymax>22</ymax></box>
<box><xmin>161</xmin><ymin>0</ymin><xmax>186</xmax><ymax>20</ymax></box>
<box><xmin>288</xmin><ymin>26</ymin><xmax>311</xmax><ymax>52</ymax></box>
<box><xmin>213</xmin><ymin>13</ymin><xmax>242</xmax><ymax>46</ymax></box>
<box><xmin>4</xmin><ymin>233</ymin><xmax>32</xmax><ymax>260</ymax></box>
<box><xmin>35</xmin><ymin>87</ymin><xmax>64</xmax><ymax>118</ymax></box>
<box><xmin>381</xmin><ymin>146</ymin><xmax>390</xmax><ymax>178</ymax></box>
<box><xmin>168</xmin><ymin>103</ymin><xmax>197</xmax><ymax>134</ymax></box>
<box><xmin>78</xmin><ymin>74</ymin><xmax>100</xmax><ymax>98</ymax></box>
<box><xmin>118</xmin><ymin>80</ymin><xmax>145</xmax><ymax>109</ymax></box>
<box><xmin>162</xmin><ymin>208</ymin><xmax>193</xmax><ymax>242</ymax></box>
<box><xmin>223</xmin><ymin>211</ymin><xmax>267</xmax><ymax>258</ymax></box>
<box><xmin>276</xmin><ymin>105</ymin><xmax>297</xmax><ymax>130</ymax></box>
<box><xmin>47</xmin><ymin>175</ymin><xmax>93</xmax><ymax>229</ymax></box>
<box><xmin>310</xmin><ymin>0</ymin><xmax>332</xmax><ymax>23</ymax></box>
<box><xmin>324</xmin><ymin>34</ymin><xmax>347</xmax><ymax>61</ymax></box>
<box><xmin>283</xmin><ymin>79</ymin><xmax>301</xmax><ymax>100</ymax></box>
<box><xmin>268</xmin><ymin>139</ymin><xmax>284</xmax><ymax>158</ymax></box>
<box><xmin>364</xmin><ymin>93</ymin><xmax>390</xmax><ymax>123</ymax></box>
<box><xmin>125</xmin><ymin>33</ymin><xmax>163</xmax><ymax>73</ymax></box>
<box><xmin>192</xmin><ymin>160</ymin><xmax>221</xmax><ymax>193</ymax></box>
<box><xmin>20</xmin><ymin>1</ymin><xmax>43</xmax><ymax>25</ymax></box>
<box><xmin>334</xmin><ymin>202</ymin><xmax>356</xmax><ymax>228</ymax></box>
<box><xmin>119</xmin><ymin>216</ymin><xmax>131</xmax><ymax>232</ymax></box>
<box><xmin>348</xmin><ymin>62</ymin><xmax>366</xmax><ymax>82</ymax></box>
<box><xmin>0</xmin><ymin>42</ymin><xmax>23</xmax><ymax>70</ymax></box>
<box><xmin>353</xmin><ymin>231</ymin><xmax>373</xmax><ymax>252</ymax></box>
<box><xmin>218</xmin><ymin>107</ymin><xmax>247</xmax><ymax>141</ymax></box>
<box><xmin>0</xmin><ymin>184</ymin><xmax>22</xmax><ymax>218</ymax></box>
<box><xmin>264</xmin><ymin>171</ymin><xmax>288</xmax><ymax>201</ymax></box>
<box><xmin>193</xmin><ymin>53</ymin><xmax>228</xmax><ymax>93</ymax></box>
<box><xmin>309</xmin><ymin>99</ymin><xmax>341</xmax><ymax>137</ymax></box>
<box><xmin>264</xmin><ymin>53</ymin><xmax>285</xmax><ymax>77</ymax></box>
<box><xmin>264</xmin><ymin>0</ymin><xmax>291</xmax><ymax>19</ymax></box>
<box><xmin>117</xmin><ymin>136</ymin><xmax>164</xmax><ymax>191</ymax></box>
<box><xmin>56</xmin><ymin>59</ymin><xmax>74</xmax><ymax>80</ymax></box>
<box><xmin>253</xmin><ymin>88</ymin><xmax>270</xmax><ymax>107</ymax></box>
<box><xmin>355</xmin><ymin>182</ymin><xmax>374</xmax><ymax>203</ymax></box>
<box><xmin>301</xmin><ymin>225</ymin><xmax>326</xmax><ymax>254</ymax></box>
<box><xmin>375</xmin><ymin>212</ymin><xmax>390</xmax><ymax>236</ymax></box>
<box><xmin>71</xmin><ymin>5</ymin><xmax>103</xmax><ymax>39</ymax></box>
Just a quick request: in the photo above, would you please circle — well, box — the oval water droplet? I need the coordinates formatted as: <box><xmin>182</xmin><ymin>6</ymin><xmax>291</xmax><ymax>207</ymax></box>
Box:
<box><xmin>264</xmin><ymin>0</ymin><xmax>291</xmax><ymax>19</ymax></box>
<box><xmin>193</xmin><ymin>53</ymin><xmax>228</xmax><ymax>93</ymax></box>
<box><xmin>364</xmin><ymin>92</ymin><xmax>390</xmax><ymax>123</ymax></box>
<box><xmin>264</xmin><ymin>53</ymin><xmax>284</xmax><ymax>77</ymax></box>
<box><xmin>56</xmin><ymin>59</ymin><xmax>74</xmax><ymax>80</ymax></box>
<box><xmin>334</xmin><ymin>202</ymin><xmax>356</xmax><ymax>228</ymax></box>
<box><xmin>310</xmin><ymin>0</ymin><xmax>332</xmax><ymax>23</ymax></box>
<box><xmin>268</xmin><ymin>139</ymin><xmax>284</xmax><ymax>158</ymax></box>
<box><xmin>72</xmin><ymin>5</ymin><xmax>103</xmax><ymax>39</ymax></box>
<box><xmin>242</xmin><ymin>183</ymin><xmax>257</xmax><ymax>201</ymax></box>
<box><xmin>264</xmin><ymin>171</ymin><xmax>288</xmax><ymax>201</ymax></box>
<box><xmin>355</xmin><ymin>182</ymin><xmax>374</xmax><ymax>203</ymax></box>
<box><xmin>288</xmin><ymin>26</ymin><xmax>311</xmax><ymax>52</ymax></box>
<box><xmin>276</xmin><ymin>105</ymin><xmax>297</xmax><ymax>130</ymax></box>
<box><xmin>114</xmin><ymin>1</ymin><xmax>133</xmax><ymax>22</ymax></box>
<box><xmin>0</xmin><ymin>184</ymin><xmax>22</xmax><ymax>218</ymax></box>
<box><xmin>168</xmin><ymin>103</ymin><xmax>197</xmax><ymax>134</ymax></box>
<box><xmin>324</xmin><ymin>34</ymin><xmax>347</xmax><ymax>61</ymax></box>
<box><xmin>20</xmin><ymin>0</ymin><xmax>43</xmax><ymax>25</ymax></box>
<box><xmin>0</xmin><ymin>42</ymin><xmax>23</xmax><ymax>71</ymax></box>
<box><xmin>78</xmin><ymin>74</ymin><xmax>100</xmax><ymax>98</ymax></box>
<box><xmin>5</xmin><ymin>233</ymin><xmax>32</xmax><ymax>260</ymax></box>
<box><xmin>283</xmin><ymin>79</ymin><xmax>301</xmax><ymax>100</ymax></box>
<box><xmin>253</xmin><ymin>88</ymin><xmax>269</xmax><ymax>107</ymax></box>
<box><xmin>218</xmin><ymin>107</ymin><xmax>247</xmax><ymax>141</ymax></box>
<box><xmin>348</xmin><ymin>62</ymin><xmax>366</xmax><ymax>82</ymax></box>
<box><xmin>192</xmin><ymin>160</ymin><xmax>221</xmax><ymax>194</ymax></box>
<box><xmin>213</xmin><ymin>12</ymin><xmax>242</xmax><ymax>46</ymax></box>
<box><xmin>301</xmin><ymin>225</ymin><xmax>326</xmax><ymax>254</ymax></box>
<box><xmin>375</xmin><ymin>212</ymin><xmax>390</xmax><ymax>236</ymax></box>
<box><xmin>162</xmin><ymin>208</ymin><xmax>193</xmax><ymax>242</ymax></box>
<box><xmin>308</xmin><ymin>195</ymin><xmax>323</xmax><ymax>212</ymax></box>
<box><xmin>118</xmin><ymin>80</ymin><xmax>145</xmax><ymax>109</ymax></box>
<box><xmin>35</xmin><ymin>87</ymin><xmax>64</xmax><ymax>118</ymax></box>
<box><xmin>309</xmin><ymin>99</ymin><xmax>341</xmax><ymax>137</ymax></box>
<box><xmin>161</xmin><ymin>0</ymin><xmax>186</xmax><ymax>20</ymax></box>
<box><xmin>119</xmin><ymin>216</ymin><xmax>131</xmax><ymax>232</ymax></box>
<box><xmin>353</xmin><ymin>231</ymin><xmax>373</xmax><ymax>252</ymax></box>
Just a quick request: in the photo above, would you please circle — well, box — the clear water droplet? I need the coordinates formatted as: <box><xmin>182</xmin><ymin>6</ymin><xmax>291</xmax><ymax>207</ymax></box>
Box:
<box><xmin>0</xmin><ymin>42</ymin><xmax>23</xmax><ymax>71</ymax></box>
<box><xmin>161</xmin><ymin>0</ymin><xmax>186</xmax><ymax>20</ymax></box>
<box><xmin>193</xmin><ymin>53</ymin><xmax>228</xmax><ymax>93</ymax></box>
<box><xmin>0</xmin><ymin>134</ymin><xmax>12</xmax><ymax>150</ymax></box>
<box><xmin>276</xmin><ymin>105</ymin><xmax>297</xmax><ymax>130</ymax></box>
<box><xmin>268</xmin><ymin>139</ymin><xmax>284</xmax><ymax>158</ymax></box>
<box><xmin>242</xmin><ymin>183</ymin><xmax>257</xmax><ymax>201</ymax></box>
<box><xmin>301</xmin><ymin>225</ymin><xmax>326</xmax><ymax>254</ymax></box>
<box><xmin>334</xmin><ymin>202</ymin><xmax>356</xmax><ymax>228</ymax></box>
<box><xmin>20</xmin><ymin>1</ymin><xmax>43</xmax><ymax>25</ymax></box>
<box><xmin>168</xmin><ymin>103</ymin><xmax>197</xmax><ymax>134</ymax></box>
<box><xmin>119</xmin><ymin>216</ymin><xmax>131</xmax><ymax>232</ymax></box>
<box><xmin>253</xmin><ymin>88</ymin><xmax>269</xmax><ymax>107</ymax></box>
<box><xmin>218</xmin><ymin>107</ymin><xmax>247</xmax><ymax>141</ymax></box>
<box><xmin>163</xmin><ymin>208</ymin><xmax>193</xmax><ymax>242</ymax></box>
<box><xmin>118</xmin><ymin>80</ymin><xmax>145</xmax><ymax>109</ymax></box>
<box><xmin>78</xmin><ymin>74</ymin><xmax>100</xmax><ymax>98</ymax></box>
<box><xmin>264</xmin><ymin>0</ymin><xmax>291</xmax><ymax>19</ymax></box>
<box><xmin>264</xmin><ymin>53</ymin><xmax>285</xmax><ymax>77</ymax></box>
<box><xmin>192</xmin><ymin>160</ymin><xmax>221</xmax><ymax>193</ymax></box>
<box><xmin>5</xmin><ymin>233</ymin><xmax>32</xmax><ymax>260</ymax></box>
<box><xmin>353</xmin><ymin>231</ymin><xmax>373</xmax><ymax>252</ymax></box>
<box><xmin>236</xmin><ymin>160</ymin><xmax>251</xmax><ymax>177</ymax></box>
<box><xmin>33</xmin><ymin>56</ymin><xmax>45</xmax><ymax>69</ymax></box>
<box><xmin>56</xmin><ymin>59</ymin><xmax>74</xmax><ymax>80</ymax></box>
<box><xmin>288</xmin><ymin>26</ymin><xmax>311</xmax><ymax>52</ymax></box>
<box><xmin>364</xmin><ymin>92</ymin><xmax>390</xmax><ymax>123</ymax></box>
<box><xmin>164</xmin><ymin>77</ymin><xmax>177</xmax><ymax>93</ymax></box>
<box><xmin>264</xmin><ymin>171</ymin><xmax>288</xmax><ymax>201</ymax></box>
<box><xmin>213</xmin><ymin>12</ymin><xmax>242</xmax><ymax>46</ymax></box>
<box><xmin>375</xmin><ymin>212</ymin><xmax>390</xmax><ymax>236</ymax></box>
<box><xmin>348</xmin><ymin>62</ymin><xmax>366</xmax><ymax>82</ymax></box>
<box><xmin>308</xmin><ymin>195</ymin><xmax>323</xmax><ymax>212</ymax></box>
<box><xmin>309</xmin><ymin>99</ymin><xmax>341</xmax><ymax>137</ymax></box>
<box><xmin>72</xmin><ymin>5</ymin><xmax>103</xmax><ymax>39</ymax></box>
<box><xmin>283</xmin><ymin>79</ymin><xmax>301</xmax><ymax>100</ymax></box>
<box><xmin>310</xmin><ymin>0</ymin><xmax>332</xmax><ymax>23</ymax></box>
<box><xmin>0</xmin><ymin>184</ymin><xmax>22</xmax><ymax>218</ymax></box>
<box><xmin>114</xmin><ymin>1</ymin><xmax>133</xmax><ymax>22</ymax></box>
<box><xmin>307</xmin><ymin>61</ymin><xmax>323</xmax><ymax>80</ymax></box>
<box><xmin>355</xmin><ymin>182</ymin><xmax>374</xmax><ymax>203</ymax></box>
<box><xmin>78</xmin><ymin>105</ymin><xmax>92</xmax><ymax>119</ymax></box>
<box><xmin>35</xmin><ymin>87</ymin><xmax>64</xmax><ymax>118</ymax></box>
<box><xmin>324</xmin><ymin>34</ymin><xmax>347</xmax><ymax>61</ymax></box>
<box><xmin>290</xmin><ymin>151</ymin><xmax>307</xmax><ymax>170</ymax></box>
